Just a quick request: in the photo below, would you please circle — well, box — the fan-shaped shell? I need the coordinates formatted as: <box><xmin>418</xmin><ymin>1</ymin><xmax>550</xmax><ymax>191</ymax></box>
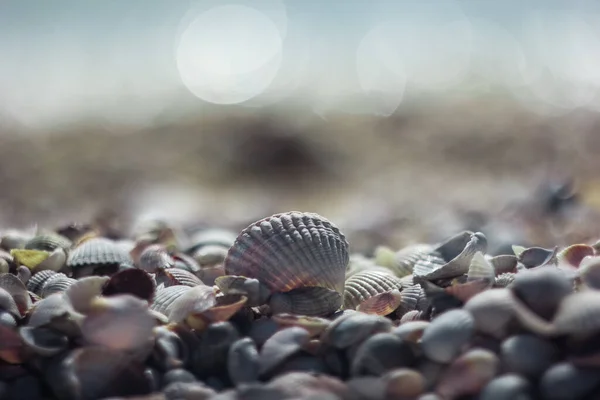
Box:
<box><xmin>26</xmin><ymin>270</ymin><xmax>60</xmax><ymax>295</ymax></box>
<box><xmin>150</xmin><ymin>285</ymin><xmax>192</xmax><ymax>317</ymax></box>
<box><xmin>67</xmin><ymin>238</ymin><xmax>133</xmax><ymax>268</ymax></box>
<box><xmin>224</xmin><ymin>212</ymin><xmax>349</xmax><ymax>295</ymax></box>
<box><xmin>24</xmin><ymin>234</ymin><xmax>72</xmax><ymax>252</ymax></box>
<box><xmin>392</xmin><ymin>244</ymin><xmax>434</xmax><ymax>277</ymax></box>
<box><xmin>413</xmin><ymin>231</ymin><xmax>488</xmax><ymax>281</ymax></box>
<box><xmin>343</xmin><ymin>270</ymin><xmax>404</xmax><ymax>310</ymax></box>
<box><xmin>41</xmin><ymin>276</ymin><xmax>76</xmax><ymax>298</ymax></box>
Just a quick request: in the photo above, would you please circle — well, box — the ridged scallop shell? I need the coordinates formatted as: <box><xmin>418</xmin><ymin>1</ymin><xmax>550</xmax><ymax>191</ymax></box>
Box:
<box><xmin>157</xmin><ymin>268</ymin><xmax>203</xmax><ymax>288</ymax></box>
<box><xmin>41</xmin><ymin>276</ymin><xmax>77</xmax><ymax>298</ymax></box>
<box><xmin>224</xmin><ymin>212</ymin><xmax>349</xmax><ymax>295</ymax></box>
<box><xmin>150</xmin><ymin>285</ymin><xmax>192</xmax><ymax>316</ymax></box>
<box><xmin>494</xmin><ymin>273</ymin><xmax>516</xmax><ymax>288</ymax></box>
<box><xmin>138</xmin><ymin>244</ymin><xmax>174</xmax><ymax>273</ymax></box>
<box><xmin>392</xmin><ymin>244</ymin><xmax>435</xmax><ymax>277</ymax></box>
<box><xmin>421</xmin><ymin>309</ymin><xmax>475</xmax><ymax>363</ymax></box>
<box><xmin>24</xmin><ymin>234</ymin><xmax>72</xmax><ymax>252</ymax></box>
<box><xmin>343</xmin><ymin>270</ymin><xmax>404</xmax><ymax>310</ymax></box>
<box><xmin>67</xmin><ymin>238</ymin><xmax>133</xmax><ymax>268</ymax></box>
<box><xmin>26</xmin><ymin>270</ymin><xmax>60</xmax><ymax>295</ymax></box>
<box><xmin>413</xmin><ymin>231</ymin><xmax>488</xmax><ymax>281</ymax></box>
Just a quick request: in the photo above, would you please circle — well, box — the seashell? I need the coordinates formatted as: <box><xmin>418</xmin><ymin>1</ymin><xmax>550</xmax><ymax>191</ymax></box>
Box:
<box><xmin>382</xmin><ymin>368</ymin><xmax>426</xmax><ymax>400</ymax></box>
<box><xmin>467</xmin><ymin>252</ymin><xmax>495</xmax><ymax>285</ymax></box>
<box><xmin>40</xmin><ymin>275</ymin><xmax>76</xmax><ymax>298</ymax></box>
<box><xmin>47</xmin><ymin>346</ymin><xmax>153</xmax><ymax>400</ymax></box>
<box><xmin>551</xmin><ymin>290</ymin><xmax>600</xmax><ymax>337</ymax></box>
<box><xmin>578</xmin><ymin>255</ymin><xmax>600</xmax><ymax>289</ymax></box>
<box><xmin>228</xmin><ymin>337</ymin><xmax>260</xmax><ymax>386</ymax></box>
<box><xmin>267</xmin><ymin>371</ymin><xmax>349</xmax><ymax>399</ymax></box>
<box><xmin>556</xmin><ymin>244</ymin><xmax>594</xmax><ymax>269</ymax></box>
<box><xmin>463</xmin><ymin>289</ymin><xmax>517</xmax><ymax>340</ymax></box>
<box><xmin>357</xmin><ymin>289</ymin><xmax>405</xmax><ymax>316</ymax></box>
<box><xmin>445</xmin><ymin>279</ymin><xmax>490</xmax><ymax>303</ymax></box>
<box><xmin>272</xmin><ymin>313</ymin><xmax>330</xmax><ymax>338</ymax></box>
<box><xmin>102</xmin><ymin>268</ymin><xmax>156</xmax><ymax>303</ymax></box>
<box><xmin>435</xmin><ymin>349</ymin><xmax>499</xmax><ymax>399</ymax></box>
<box><xmin>163</xmin><ymin>382</ymin><xmax>216</xmax><ymax>400</ymax></box>
<box><xmin>413</xmin><ymin>231</ymin><xmax>488</xmax><ymax>281</ymax></box>
<box><xmin>421</xmin><ymin>309</ymin><xmax>475</xmax><ymax>363</ymax></box>
<box><xmin>192</xmin><ymin>322</ymin><xmax>240</xmax><ymax>379</ymax></box>
<box><xmin>24</xmin><ymin>233</ymin><xmax>72</xmax><ymax>252</ymax></box>
<box><xmin>392</xmin><ymin>243</ymin><xmax>435</xmax><ymax>277</ymax></box>
<box><xmin>185</xmin><ymin>229</ymin><xmax>238</xmax><ymax>254</ymax></box>
<box><xmin>373</xmin><ymin>246</ymin><xmax>396</xmax><ymax>269</ymax></box>
<box><xmin>321</xmin><ymin>312</ymin><xmax>393</xmax><ymax>351</ymax></box>
<box><xmin>67</xmin><ymin>238</ymin><xmax>133</xmax><ymax>277</ymax></box>
<box><xmin>0</xmin><ymin>324</ymin><xmax>25</xmax><ymax>364</ymax></box>
<box><xmin>10</xmin><ymin>249</ymin><xmax>50</xmax><ymax>270</ymax></box>
<box><xmin>510</xmin><ymin>267</ymin><xmax>572</xmax><ymax>321</ymax></box>
<box><xmin>138</xmin><ymin>244</ymin><xmax>174</xmax><ymax>273</ymax></box>
<box><xmin>489</xmin><ymin>255</ymin><xmax>518</xmax><ymax>275</ymax></box>
<box><xmin>195</xmin><ymin>264</ymin><xmax>225</xmax><ymax>287</ymax></box>
<box><xmin>166</xmin><ymin>285</ymin><xmax>217</xmax><ymax>325</ymax></box>
<box><xmin>16</xmin><ymin>265</ymin><xmax>31</xmax><ymax>284</ymax></box>
<box><xmin>219</xmin><ymin>212</ymin><xmax>349</xmax><ymax>317</ymax></box>
<box><xmin>186</xmin><ymin>294</ymin><xmax>247</xmax><ymax>331</ymax></box>
<box><xmin>494</xmin><ymin>272</ymin><xmax>516</xmax><ymax>288</ymax></box>
<box><xmin>518</xmin><ymin>246</ymin><xmax>557</xmax><ymax>269</ymax></box>
<box><xmin>65</xmin><ymin>276</ymin><xmax>110</xmax><ymax>314</ymax></box>
<box><xmin>259</xmin><ymin>327</ymin><xmax>310</xmax><ymax>377</ymax></box>
<box><xmin>351</xmin><ymin>332</ymin><xmax>417</xmax><ymax>377</ymax></box>
<box><xmin>343</xmin><ymin>270</ymin><xmax>404</xmax><ymax>310</ymax></box>
<box><xmin>192</xmin><ymin>244</ymin><xmax>228</xmax><ymax>267</ymax></box>
<box><xmin>157</xmin><ymin>267</ymin><xmax>203</xmax><ymax>288</ymax></box>
<box><xmin>0</xmin><ymin>230</ymin><xmax>31</xmax><ymax>251</ymax></box>
<box><xmin>539</xmin><ymin>362</ymin><xmax>600</xmax><ymax>400</ymax></box>
<box><xmin>151</xmin><ymin>285</ymin><xmax>192</xmax><ymax>317</ymax></box>
<box><xmin>34</xmin><ymin>248</ymin><xmax>67</xmax><ymax>273</ymax></box>
<box><xmin>500</xmin><ymin>334</ymin><xmax>559</xmax><ymax>379</ymax></box>
<box><xmin>478</xmin><ymin>374</ymin><xmax>533</xmax><ymax>400</ymax></box>
<box><xmin>18</xmin><ymin>326</ymin><xmax>69</xmax><ymax>357</ymax></box>
<box><xmin>81</xmin><ymin>295</ymin><xmax>156</xmax><ymax>352</ymax></box>
<box><xmin>0</xmin><ymin>273</ymin><xmax>31</xmax><ymax>315</ymax></box>
<box><xmin>400</xmin><ymin>309</ymin><xmax>426</xmax><ymax>324</ymax></box>
<box><xmin>0</xmin><ymin>287</ymin><xmax>20</xmax><ymax>318</ymax></box>
<box><xmin>392</xmin><ymin>320</ymin><xmax>429</xmax><ymax>343</ymax></box>
<box><xmin>26</xmin><ymin>293</ymin><xmax>82</xmax><ymax>337</ymax></box>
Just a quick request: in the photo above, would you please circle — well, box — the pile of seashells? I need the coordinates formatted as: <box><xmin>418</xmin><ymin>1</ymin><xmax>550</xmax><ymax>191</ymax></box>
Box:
<box><xmin>1</xmin><ymin>211</ymin><xmax>600</xmax><ymax>400</ymax></box>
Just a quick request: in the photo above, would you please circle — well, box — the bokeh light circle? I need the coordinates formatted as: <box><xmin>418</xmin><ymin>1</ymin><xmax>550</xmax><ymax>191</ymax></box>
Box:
<box><xmin>176</xmin><ymin>4</ymin><xmax>283</xmax><ymax>105</ymax></box>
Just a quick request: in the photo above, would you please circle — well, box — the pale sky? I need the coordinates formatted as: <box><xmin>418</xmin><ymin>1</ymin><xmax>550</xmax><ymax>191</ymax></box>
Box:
<box><xmin>2</xmin><ymin>0</ymin><xmax>600</xmax><ymax>127</ymax></box>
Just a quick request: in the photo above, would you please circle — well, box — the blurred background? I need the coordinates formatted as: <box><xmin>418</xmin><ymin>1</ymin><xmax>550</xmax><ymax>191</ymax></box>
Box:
<box><xmin>3</xmin><ymin>0</ymin><xmax>600</xmax><ymax>254</ymax></box>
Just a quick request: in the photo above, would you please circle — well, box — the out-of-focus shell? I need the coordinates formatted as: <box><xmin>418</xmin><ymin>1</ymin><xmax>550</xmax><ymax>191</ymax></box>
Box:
<box><xmin>24</xmin><ymin>233</ymin><xmax>72</xmax><ymax>252</ymax></box>
<box><xmin>517</xmin><ymin>246</ymin><xmax>557</xmax><ymax>269</ymax></box>
<box><xmin>467</xmin><ymin>252</ymin><xmax>495</xmax><ymax>285</ymax></box>
<box><xmin>435</xmin><ymin>349</ymin><xmax>499</xmax><ymax>399</ymax></box>
<box><xmin>0</xmin><ymin>287</ymin><xmax>20</xmax><ymax>318</ymax></box>
<box><xmin>351</xmin><ymin>332</ymin><xmax>417</xmax><ymax>377</ymax></box>
<box><xmin>539</xmin><ymin>362</ymin><xmax>600</xmax><ymax>400</ymax></box>
<box><xmin>102</xmin><ymin>268</ymin><xmax>156</xmax><ymax>303</ymax></box>
<box><xmin>10</xmin><ymin>249</ymin><xmax>50</xmax><ymax>270</ymax></box>
<box><xmin>185</xmin><ymin>229</ymin><xmax>238</xmax><ymax>254</ymax></box>
<box><xmin>167</xmin><ymin>285</ymin><xmax>217</xmax><ymax>325</ymax></box>
<box><xmin>500</xmin><ymin>334</ymin><xmax>559</xmax><ymax>379</ymax></box>
<box><xmin>67</xmin><ymin>238</ymin><xmax>133</xmax><ymax>270</ymax></box>
<box><xmin>320</xmin><ymin>313</ymin><xmax>392</xmax><ymax>350</ymax></box>
<box><xmin>463</xmin><ymin>289</ymin><xmax>517</xmax><ymax>340</ymax></box>
<box><xmin>479</xmin><ymin>374</ymin><xmax>533</xmax><ymax>400</ymax></box>
<box><xmin>383</xmin><ymin>368</ymin><xmax>426</xmax><ymax>400</ymax></box>
<box><xmin>421</xmin><ymin>309</ymin><xmax>475</xmax><ymax>363</ymax></box>
<box><xmin>137</xmin><ymin>244</ymin><xmax>174</xmax><ymax>273</ymax></box>
<box><xmin>578</xmin><ymin>256</ymin><xmax>600</xmax><ymax>289</ymax></box>
<box><xmin>151</xmin><ymin>285</ymin><xmax>192</xmax><ymax>317</ymax></box>
<box><xmin>343</xmin><ymin>270</ymin><xmax>404</xmax><ymax>310</ymax></box>
<box><xmin>81</xmin><ymin>295</ymin><xmax>156</xmax><ymax>352</ymax></box>
<box><xmin>224</xmin><ymin>212</ymin><xmax>349</xmax><ymax>295</ymax></box>
<box><xmin>392</xmin><ymin>244</ymin><xmax>435</xmax><ymax>277</ymax></box>
<box><xmin>510</xmin><ymin>267</ymin><xmax>572</xmax><ymax>321</ymax></box>
<box><xmin>556</xmin><ymin>244</ymin><xmax>594</xmax><ymax>270</ymax></box>
<box><xmin>489</xmin><ymin>255</ymin><xmax>518</xmax><ymax>275</ymax></box>
<box><xmin>272</xmin><ymin>314</ymin><xmax>330</xmax><ymax>338</ymax></box>
<box><xmin>66</xmin><ymin>276</ymin><xmax>110</xmax><ymax>314</ymax></box>
<box><xmin>259</xmin><ymin>327</ymin><xmax>310</xmax><ymax>377</ymax></box>
<box><xmin>156</xmin><ymin>268</ymin><xmax>203</xmax><ymax>288</ymax></box>
<box><xmin>413</xmin><ymin>231</ymin><xmax>488</xmax><ymax>281</ymax></box>
<box><xmin>0</xmin><ymin>273</ymin><xmax>31</xmax><ymax>315</ymax></box>
<box><xmin>192</xmin><ymin>244</ymin><xmax>228</xmax><ymax>267</ymax></box>
<box><xmin>40</xmin><ymin>275</ymin><xmax>76</xmax><ymax>298</ymax></box>
<box><xmin>47</xmin><ymin>347</ymin><xmax>152</xmax><ymax>400</ymax></box>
